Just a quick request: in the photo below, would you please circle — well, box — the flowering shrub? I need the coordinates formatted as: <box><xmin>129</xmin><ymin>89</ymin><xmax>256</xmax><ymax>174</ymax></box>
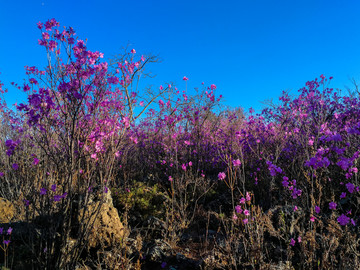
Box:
<box><xmin>0</xmin><ymin>19</ymin><xmax>359</xmax><ymax>269</ymax></box>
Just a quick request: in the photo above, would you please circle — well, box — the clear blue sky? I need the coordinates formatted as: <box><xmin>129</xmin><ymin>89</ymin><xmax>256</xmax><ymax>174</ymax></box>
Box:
<box><xmin>1</xmin><ymin>0</ymin><xmax>360</xmax><ymax>112</ymax></box>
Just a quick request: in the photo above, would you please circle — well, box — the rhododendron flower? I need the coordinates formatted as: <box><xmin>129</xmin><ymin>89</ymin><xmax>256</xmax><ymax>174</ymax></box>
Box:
<box><xmin>351</xmin><ymin>218</ymin><xmax>356</xmax><ymax>226</ymax></box>
<box><xmin>346</xmin><ymin>182</ymin><xmax>355</xmax><ymax>193</ymax></box>
<box><xmin>33</xmin><ymin>158</ymin><xmax>39</xmax><ymax>165</ymax></box>
<box><xmin>232</xmin><ymin>159</ymin><xmax>241</xmax><ymax>167</ymax></box>
<box><xmin>182</xmin><ymin>164</ymin><xmax>187</xmax><ymax>171</ymax></box>
<box><xmin>235</xmin><ymin>205</ymin><xmax>242</xmax><ymax>214</ymax></box>
<box><xmin>337</xmin><ymin>214</ymin><xmax>350</xmax><ymax>226</ymax></box>
<box><xmin>3</xmin><ymin>240</ymin><xmax>10</xmax><ymax>245</ymax></box>
<box><xmin>329</xmin><ymin>202</ymin><xmax>337</xmax><ymax>210</ymax></box>
<box><xmin>218</xmin><ymin>172</ymin><xmax>226</xmax><ymax>180</ymax></box>
<box><xmin>290</xmin><ymin>238</ymin><xmax>295</xmax><ymax>246</ymax></box>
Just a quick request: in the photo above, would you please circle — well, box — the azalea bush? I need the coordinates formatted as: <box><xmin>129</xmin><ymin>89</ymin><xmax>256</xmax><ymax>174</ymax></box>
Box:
<box><xmin>0</xmin><ymin>19</ymin><xmax>359</xmax><ymax>269</ymax></box>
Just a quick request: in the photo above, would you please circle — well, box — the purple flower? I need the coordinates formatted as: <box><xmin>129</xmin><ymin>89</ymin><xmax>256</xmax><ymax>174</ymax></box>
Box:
<box><xmin>3</xmin><ymin>240</ymin><xmax>10</xmax><ymax>245</ymax></box>
<box><xmin>51</xmin><ymin>184</ymin><xmax>57</xmax><ymax>192</ymax></box>
<box><xmin>61</xmin><ymin>192</ymin><xmax>68</xmax><ymax>198</ymax></box>
<box><xmin>290</xmin><ymin>238</ymin><xmax>296</xmax><ymax>246</ymax></box>
<box><xmin>243</xmin><ymin>218</ymin><xmax>249</xmax><ymax>224</ymax></box>
<box><xmin>239</xmin><ymin>197</ymin><xmax>246</xmax><ymax>204</ymax></box>
<box><xmin>315</xmin><ymin>206</ymin><xmax>320</xmax><ymax>214</ymax></box>
<box><xmin>24</xmin><ymin>199</ymin><xmax>30</xmax><ymax>207</ymax></box>
<box><xmin>329</xmin><ymin>202</ymin><xmax>337</xmax><ymax>210</ymax></box>
<box><xmin>12</xmin><ymin>163</ymin><xmax>19</xmax><ymax>170</ymax></box>
<box><xmin>340</xmin><ymin>192</ymin><xmax>347</xmax><ymax>199</ymax></box>
<box><xmin>33</xmin><ymin>158</ymin><xmax>39</xmax><ymax>165</ymax></box>
<box><xmin>337</xmin><ymin>214</ymin><xmax>350</xmax><ymax>226</ymax></box>
<box><xmin>351</xmin><ymin>218</ymin><xmax>356</xmax><ymax>226</ymax></box>
<box><xmin>235</xmin><ymin>205</ymin><xmax>242</xmax><ymax>214</ymax></box>
<box><xmin>7</xmin><ymin>227</ymin><xmax>12</xmax><ymax>235</ymax></box>
<box><xmin>161</xmin><ymin>262</ymin><xmax>167</xmax><ymax>268</ymax></box>
<box><xmin>40</xmin><ymin>188</ymin><xmax>47</xmax><ymax>195</ymax></box>
<box><xmin>346</xmin><ymin>182</ymin><xmax>355</xmax><ymax>194</ymax></box>
<box><xmin>0</xmin><ymin>227</ymin><xmax>3</xmax><ymax>234</ymax></box>
<box><xmin>218</xmin><ymin>172</ymin><xmax>226</xmax><ymax>180</ymax></box>
<box><xmin>53</xmin><ymin>195</ymin><xmax>62</xmax><ymax>202</ymax></box>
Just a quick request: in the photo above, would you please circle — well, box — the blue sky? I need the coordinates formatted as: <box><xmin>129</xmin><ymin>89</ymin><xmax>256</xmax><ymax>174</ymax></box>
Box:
<box><xmin>1</xmin><ymin>0</ymin><xmax>360</xmax><ymax>112</ymax></box>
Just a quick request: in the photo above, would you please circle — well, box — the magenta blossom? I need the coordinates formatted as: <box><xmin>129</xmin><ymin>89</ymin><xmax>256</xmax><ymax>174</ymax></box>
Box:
<box><xmin>232</xmin><ymin>159</ymin><xmax>241</xmax><ymax>167</ymax></box>
<box><xmin>218</xmin><ymin>172</ymin><xmax>226</xmax><ymax>180</ymax></box>
<box><xmin>290</xmin><ymin>238</ymin><xmax>296</xmax><ymax>246</ymax></box>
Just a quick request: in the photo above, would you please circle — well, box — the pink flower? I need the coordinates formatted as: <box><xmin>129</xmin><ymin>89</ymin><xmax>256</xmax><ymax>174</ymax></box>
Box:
<box><xmin>131</xmin><ymin>49</ymin><xmax>136</xmax><ymax>54</ymax></box>
<box><xmin>297</xmin><ymin>236</ymin><xmax>302</xmax><ymax>243</ymax></box>
<box><xmin>246</xmin><ymin>192</ymin><xmax>251</xmax><ymax>201</ymax></box>
<box><xmin>290</xmin><ymin>238</ymin><xmax>296</xmax><ymax>246</ymax></box>
<box><xmin>235</xmin><ymin>205</ymin><xmax>242</xmax><ymax>214</ymax></box>
<box><xmin>240</xmin><ymin>197</ymin><xmax>246</xmax><ymax>204</ymax></box>
<box><xmin>188</xmin><ymin>161</ymin><xmax>192</xmax><ymax>167</ymax></box>
<box><xmin>183</xmin><ymin>76</ymin><xmax>188</xmax><ymax>81</ymax></box>
<box><xmin>310</xmin><ymin>216</ymin><xmax>316</xmax><ymax>222</ymax></box>
<box><xmin>218</xmin><ymin>172</ymin><xmax>226</xmax><ymax>180</ymax></box>
<box><xmin>232</xmin><ymin>159</ymin><xmax>241</xmax><ymax>167</ymax></box>
<box><xmin>243</xmin><ymin>218</ymin><xmax>249</xmax><ymax>224</ymax></box>
<box><xmin>33</xmin><ymin>158</ymin><xmax>39</xmax><ymax>165</ymax></box>
<box><xmin>168</xmin><ymin>176</ymin><xmax>173</xmax><ymax>181</ymax></box>
<box><xmin>210</xmin><ymin>84</ymin><xmax>217</xmax><ymax>90</ymax></box>
<box><xmin>293</xmin><ymin>206</ymin><xmax>298</xmax><ymax>212</ymax></box>
<box><xmin>182</xmin><ymin>164</ymin><xmax>187</xmax><ymax>171</ymax></box>
<box><xmin>232</xmin><ymin>214</ymin><xmax>238</xmax><ymax>220</ymax></box>
<box><xmin>243</xmin><ymin>209</ymin><xmax>250</xmax><ymax>216</ymax></box>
